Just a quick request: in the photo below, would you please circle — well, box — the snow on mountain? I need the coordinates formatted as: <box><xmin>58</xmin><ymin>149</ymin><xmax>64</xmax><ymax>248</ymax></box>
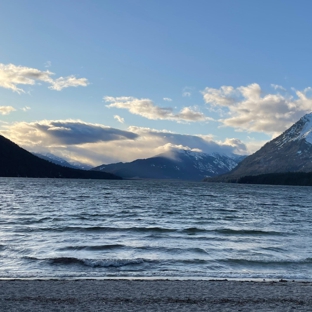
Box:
<box><xmin>93</xmin><ymin>148</ymin><xmax>245</xmax><ymax>181</ymax></box>
<box><xmin>34</xmin><ymin>153</ymin><xmax>92</xmax><ymax>170</ymax></box>
<box><xmin>209</xmin><ymin>112</ymin><xmax>312</xmax><ymax>182</ymax></box>
<box><xmin>275</xmin><ymin>113</ymin><xmax>312</xmax><ymax>148</ymax></box>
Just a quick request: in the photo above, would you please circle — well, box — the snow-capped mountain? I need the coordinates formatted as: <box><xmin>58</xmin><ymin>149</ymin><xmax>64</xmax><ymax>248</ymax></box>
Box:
<box><xmin>274</xmin><ymin>113</ymin><xmax>312</xmax><ymax>147</ymax></box>
<box><xmin>210</xmin><ymin>113</ymin><xmax>312</xmax><ymax>181</ymax></box>
<box><xmin>34</xmin><ymin>153</ymin><xmax>92</xmax><ymax>170</ymax></box>
<box><xmin>92</xmin><ymin>149</ymin><xmax>245</xmax><ymax>181</ymax></box>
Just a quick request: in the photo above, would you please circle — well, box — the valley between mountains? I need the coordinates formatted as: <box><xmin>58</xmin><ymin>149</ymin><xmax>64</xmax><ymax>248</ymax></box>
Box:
<box><xmin>3</xmin><ymin>113</ymin><xmax>312</xmax><ymax>185</ymax></box>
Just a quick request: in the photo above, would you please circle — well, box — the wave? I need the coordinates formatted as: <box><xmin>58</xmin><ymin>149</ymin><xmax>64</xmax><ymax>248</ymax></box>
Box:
<box><xmin>15</xmin><ymin>225</ymin><xmax>178</xmax><ymax>233</ymax></box>
<box><xmin>181</xmin><ymin>227</ymin><xmax>207</xmax><ymax>234</ymax></box>
<box><xmin>58</xmin><ymin>244</ymin><xmax>125</xmax><ymax>251</ymax></box>
<box><xmin>28</xmin><ymin>257</ymin><xmax>151</xmax><ymax>268</ymax></box>
<box><xmin>215</xmin><ymin>228</ymin><xmax>282</xmax><ymax>236</ymax></box>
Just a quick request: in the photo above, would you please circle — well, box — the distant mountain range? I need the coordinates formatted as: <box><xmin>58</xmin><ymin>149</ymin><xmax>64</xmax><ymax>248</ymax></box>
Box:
<box><xmin>208</xmin><ymin>113</ymin><xmax>312</xmax><ymax>182</ymax></box>
<box><xmin>4</xmin><ymin>112</ymin><xmax>312</xmax><ymax>184</ymax></box>
<box><xmin>0</xmin><ymin>135</ymin><xmax>121</xmax><ymax>179</ymax></box>
<box><xmin>34</xmin><ymin>152</ymin><xmax>92</xmax><ymax>170</ymax></box>
<box><xmin>92</xmin><ymin>149</ymin><xmax>245</xmax><ymax>181</ymax></box>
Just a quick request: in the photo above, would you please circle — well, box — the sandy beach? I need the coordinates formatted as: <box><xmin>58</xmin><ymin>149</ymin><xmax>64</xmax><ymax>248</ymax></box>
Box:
<box><xmin>0</xmin><ymin>279</ymin><xmax>311</xmax><ymax>311</ymax></box>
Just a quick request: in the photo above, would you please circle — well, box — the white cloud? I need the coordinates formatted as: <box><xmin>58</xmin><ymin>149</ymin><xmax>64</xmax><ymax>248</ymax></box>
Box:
<box><xmin>104</xmin><ymin>96</ymin><xmax>209</xmax><ymax>122</ymax></box>
<box><xmin>202</xmin><ymin>83</ymin><xmax>312</xmax><ymax>135</ymax></box>
<box><xmin>0</xmin><ymin>63</ymin><xmax>89</xmax><ymax>93</ymax></box>
<box><xmin>114</xmin><ymin>115</ymin><xmax>125</xmax><ymax>123</ymax></box>
<box><xmin>128</xmin><ymin>126</ymin><xmax>248</xmax><ymax>155</ymax></box>
<box><xmin>0</xmin><ymin>106</ymin><xmax>16</xmax><ymax>115</ymax></box>
<box><xmin>1</xmin><ymin>120</ymin><xmax>250</xmax><ymax>166</ymax></box>
<box><xmin>163</xmin><ymin>97</ymin><xmax>172</xmax><ymax>102</ymax></box>
<box><xmin>22</xmin><ymin>106</ymin><xmax>31</xmax><ymax>112</ymax></box>
<box><xmin>1</xmin><ymin>119</ymin><xmax>137</xmax><ymax>147</ymax></box>
<box><xmin>49</xmin><ymin>76</ymin><xmax>89</xmax><ymax>91</ymax></box>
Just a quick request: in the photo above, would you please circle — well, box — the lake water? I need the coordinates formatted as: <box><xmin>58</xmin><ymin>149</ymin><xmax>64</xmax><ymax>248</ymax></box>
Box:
<box><xmin>0</xmin><ymin>178</ymin><xmax>311</xmax><ymax>280</ymax></box>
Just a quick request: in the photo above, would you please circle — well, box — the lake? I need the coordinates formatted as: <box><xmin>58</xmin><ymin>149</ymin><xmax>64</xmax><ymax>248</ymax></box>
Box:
<box><xmin>0</xmin><ymin>178</ymin><xmax>311</xmax><ymax>280</ymax></box>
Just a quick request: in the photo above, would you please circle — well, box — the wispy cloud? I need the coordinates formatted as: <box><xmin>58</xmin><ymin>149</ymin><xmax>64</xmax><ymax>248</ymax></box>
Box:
<box><xmin>202</xmin><ymin>83</ymin><xmax>312</xmax><ymax>135</ymax></box>
<box><xmin>104</xmin><ymin>96</ymin><xmax>209</xmax><ymax>122</ymax></box>
<box><xmin>0</xmin><ymin>63</ymin><xmax>89</xmax><ymax>93</ymax></box>
<box><xmin>114</xmin><ymin>115</ymin><xmax>125</xmax><ymax>124</ymax></box>
<box><xmin>163</xmin><ymin>97</ymin><xmax>172</xmax><ymax>102</ymax></box>
<box><xmin>22</xmin><ymin>106</ymin><xmax>31</xmax><ymax>112</ymax></box>
<box><xmin>49</xmin><ymin>76</ymin><xmax>89</xmax><ymax>91</ymax></box>
<box><xmin>44</xmin><ymin>61</ymin><xmax>52</xmax><ymax>68</ymax></box>
<box><xmin>182</xmin><ymin>86</ymin><xmax>193</xmax><ymax>97</ymax></box>
<box><xmin>0</xmin><ymin>106</ymin><xmax>16</xmax><ymax>115</ymax></box>
<box><xmin>182</xmin><ymin>91</ymin><xmax>191</xmax><ymax>97</ymax></box>
<box><xmin>271</xmin><ymin>84</ymin><xmax>286</xmax><ymax>91</ymax></box>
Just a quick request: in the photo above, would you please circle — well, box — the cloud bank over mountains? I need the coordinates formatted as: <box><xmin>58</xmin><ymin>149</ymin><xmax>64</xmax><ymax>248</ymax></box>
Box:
<box><xmin>2</xmin><ymin>119</ymin><xmax>248</xmax><ymax>166</ymax></box>
<box><xmin>1</xmin><ymin>62</ymin><xmax>312</xmax><ymax>165</ymax></box>
<box><xmin>0</xmin><ymin>63</ymin><xmax>89</xmax><ymax>93</ymax></box>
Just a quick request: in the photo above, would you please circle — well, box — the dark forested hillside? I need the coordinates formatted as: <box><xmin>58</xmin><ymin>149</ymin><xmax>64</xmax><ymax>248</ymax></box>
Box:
<box><xmin>0</xmin><ymin>135</ymin><xmax>121</xmax><ymax>179</ymax></box>
<box><xmin>236</xmin><ymin>172</ymin><xmax>312</xmax><ymax>186</ymax></box>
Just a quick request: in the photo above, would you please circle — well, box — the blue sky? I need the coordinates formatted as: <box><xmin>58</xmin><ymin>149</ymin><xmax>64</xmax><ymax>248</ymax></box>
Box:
<box><xmin>1</xmin><ymin>0</ymin><xmax>312</xmax><ymax>165</ymax></box>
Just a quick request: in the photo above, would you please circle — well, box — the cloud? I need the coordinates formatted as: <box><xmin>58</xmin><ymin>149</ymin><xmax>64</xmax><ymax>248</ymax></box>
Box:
<box><xmin>128</xmin><ymin>126</ymin><xmax>248</xmax><ymax>155</ymax></box>
<box><xmin>44</xmin><ymin>61</ymin><xmax>52</xmax><ymax>68</ymax></box>
<box><xmin>104</xmin><ymin>96</ymin><xmax>209</xmax><ymax>122</ymax></box>
<box><xmin>0</xmin><ymin>106</ymin><xmax>16</xmax><ymax>115</ymax></box>
<box><xmin>202</xmin><ymin>83</ymin><xmax>312</xmax><ymax>135</ymax></box>
<box><xmin>0</xmin><ymin>63</ymin><xmax>89</xmax><ymax>93</ymax></box>
<box><xmin>163</xmin><ymin>97</ymin><xmax>172</xmax><ymax>102</ymax></box>
<box><xmin>114</xmin><ymin>115</ymin><xmax>125</xmax><ymax>123</ymax></box>
<box><xmin>49</xmin><ymin>76</ymin><xmax>89</xmax><ymax>91</ymax></box>
<box><xmin>22</xmin><ymin>106</ymin><xmax>31</xmax><ymax>112</ymax></box>
<box><xmin>1</xmin><ymin>120</ymin><xmax>250</xmax><ymax>166</ymax></box>
<box><xmin>2</xmin><ymin>119</ymin><xmax>138</xmax><ymax>147</ymax></box>
<box><xmin>271</xmin><ymin>84</ymin><xmax>286</xmax><ymax>91</ymax></box>
<box><xmin>182</xmin><ymin>86</ymin><xmax>193</xmax><ymax>97</ymax></box>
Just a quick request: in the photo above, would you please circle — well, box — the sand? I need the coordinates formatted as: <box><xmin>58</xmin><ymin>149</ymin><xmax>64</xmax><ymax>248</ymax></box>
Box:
<box><xmin>0</xmin><ymin>279</ymin><xmax>311</xmax><ymax>311</ymax></box>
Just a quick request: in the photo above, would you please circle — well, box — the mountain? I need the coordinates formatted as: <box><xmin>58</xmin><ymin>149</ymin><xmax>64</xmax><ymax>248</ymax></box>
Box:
<box><xmin>34</xmin><ymin>153</ymin><xmax>92</xmax><ymax>170</ymax></box>
<box><xmin>92</xmin><ymin>149</ymin><xmax>245</xmax><ymax>181</ymax></box>
<box><xmin>208</xmin><ymin>113</ymin><xmax>312</xmax><ymax>182</ymax></box>
<box><xmin>0</xmin><ymin>135</ymin><xmax>121</xmax><ymax>179</ymax></box>
<box><xmin>237</xmin><ymin>172</ymin><xmax>312</xmax><ymax>186</ymax></box>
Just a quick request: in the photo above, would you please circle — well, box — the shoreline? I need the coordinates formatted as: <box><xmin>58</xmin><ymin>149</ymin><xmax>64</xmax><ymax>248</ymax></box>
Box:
<box><xmin>1</xmin><ymin>279</ymin><xmax>312</xmax><ymax>311</ymax></box>
<box><xmin>1</xmin><ymin>276</ymin><xmax>312</xmax><ymax>282</ymax></box>
<box><xmin>1</xmin><ymin>274</ymin><xmax>312</xmax><ymax>281</ymax></box>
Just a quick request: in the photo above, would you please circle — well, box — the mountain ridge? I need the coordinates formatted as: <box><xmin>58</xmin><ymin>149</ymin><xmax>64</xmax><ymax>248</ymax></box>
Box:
<box><xmin>34</xmin><ymin>152</ymin><xmax>92</xmax><ymax>170</ymax></box>
<box><xmin>207</xmin><ymin>113</ymin><xmax>312</xmax><ymax>182</ymax></box>
<box><xmin>0</xmin><ymin>135</ymin><xmax>121</xmax><ymax>179</ymax></box>
<box><xmin>93</xmin><ymin>149</ymin><xmax>245</xmax><ymax>181</ymax></box>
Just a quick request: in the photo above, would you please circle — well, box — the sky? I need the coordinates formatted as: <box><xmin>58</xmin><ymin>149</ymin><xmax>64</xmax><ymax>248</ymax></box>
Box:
<box><xmin>1</xmin><ymin>0</ymin><xmax>312</xmax><ymax>166</ymax></box>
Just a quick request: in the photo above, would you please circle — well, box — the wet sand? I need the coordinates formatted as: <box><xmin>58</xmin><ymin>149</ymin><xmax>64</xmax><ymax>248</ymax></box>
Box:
<box><xmin>0</xmin><ymin>279</ymin><xmax>311</xmax><ymax>311</ymax></box>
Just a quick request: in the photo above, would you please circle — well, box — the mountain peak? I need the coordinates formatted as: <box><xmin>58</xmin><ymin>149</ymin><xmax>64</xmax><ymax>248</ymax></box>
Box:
<box><xmin>209</xmin><ymin>113</ymin><xmax>312</xmax><ymax>182</ymax></box>
<box><xmin>93</xmin><ymin>148</ymin><xmax>244</xmax><ymax>181</ymax></box>
<box><xmin>274</xmin><ymin>112</ymin><xmax>312</xmax><ymax>148</ymax></box>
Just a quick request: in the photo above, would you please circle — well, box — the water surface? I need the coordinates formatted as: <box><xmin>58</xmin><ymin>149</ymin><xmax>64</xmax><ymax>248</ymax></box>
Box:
<box><xmin>0</xmin><ymin>178</ymin><xmax>311</xmax><ymax>280</ymax></box>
